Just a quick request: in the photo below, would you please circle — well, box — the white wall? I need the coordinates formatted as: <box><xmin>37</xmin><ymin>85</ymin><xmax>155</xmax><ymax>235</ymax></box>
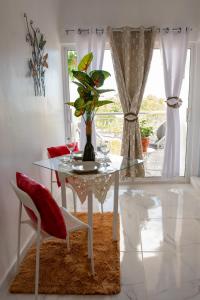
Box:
<box><xmin>59</xmin><ymin>0</ymin><xmax>200</xmax><ymax>42</ymax></box>
<box><xmin>0</xmin><ymin>0</ymin><xmax>65</xmax><ymax>284</ymax></box>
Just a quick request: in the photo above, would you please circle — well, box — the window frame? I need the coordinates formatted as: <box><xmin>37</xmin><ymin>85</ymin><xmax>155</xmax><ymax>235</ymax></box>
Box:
<box><xmin>61</xmin><ymin>45</ymin><xmax>75</xmax><ymax>138</ymax></box>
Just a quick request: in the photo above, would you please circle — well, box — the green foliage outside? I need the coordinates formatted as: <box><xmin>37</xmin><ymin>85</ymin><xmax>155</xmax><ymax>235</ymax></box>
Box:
<box><xmin>139</xmin><ymin>120</ymin><xmax>154</xmax><ymax>138</ymax></box>
<box><xmin>67</xmin><ymin>51</ymin><xmax>77</xmax><ymax>79</ymax></box>
<box><xmin>141</xmin><ymin>95</ymin><xmax>165</xmax><ymax>111</ymax></box>
<box><xmin>97</xmin><ymin>94</ymin><xmax>122</xmax><ymax>113</ymax></box>
<box><xmin>95</xmin><ymin>94</ymin><xmax>165</xmax><ymax>138</ymax></box>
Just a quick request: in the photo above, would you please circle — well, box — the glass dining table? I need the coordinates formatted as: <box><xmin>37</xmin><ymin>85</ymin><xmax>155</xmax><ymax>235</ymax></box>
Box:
<box><xmin>34</xmin><ymin>154</ymin><xmax>142</xmax><ymax>241</ymax></box>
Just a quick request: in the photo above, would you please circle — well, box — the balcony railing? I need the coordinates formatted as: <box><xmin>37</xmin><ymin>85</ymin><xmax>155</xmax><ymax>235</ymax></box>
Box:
<box><xmin>95</xmin><ymin>111</ymin><xmax>165</xmax><ymax>176</ymax></box>
<box><xmin>95</xmin><ymin>111</ymin><xmax>165</xmax><ymax>145</ymax></box>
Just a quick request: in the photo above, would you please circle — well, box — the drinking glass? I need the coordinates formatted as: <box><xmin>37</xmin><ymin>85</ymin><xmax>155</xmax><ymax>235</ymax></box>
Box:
<box><xmin>99</xmin><ymin>140</ymin><xmax>110</xmax><ymax>167</ymax></box>
<box><xmin>66</xmin><ymin>136</ymin><xmax>76</xmax><ymax>162</ymax></box>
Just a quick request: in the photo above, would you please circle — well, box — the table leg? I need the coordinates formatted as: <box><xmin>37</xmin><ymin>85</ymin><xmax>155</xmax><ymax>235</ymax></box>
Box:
<box><xmin>88</xmin><ymin>190</ymin><xmax>93</xmax><ymax>229</ymax></box>
<box><xmin>87</xmin><ymin>190</ymin><xmax>93</xmax><ymax>258</ymax></box>
<box><xmin>59</xmin><ymin>173</ymin><xmax>67</xmax><ymax>209</ymax></box>
<box><xmin>113</xmin><ymin>171</ymin><xmax>119</xmax><ymax>241</ymax></box>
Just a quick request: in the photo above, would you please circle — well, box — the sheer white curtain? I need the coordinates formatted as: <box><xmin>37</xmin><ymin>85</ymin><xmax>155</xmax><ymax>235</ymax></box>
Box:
<box><xmin>75</xmin><ymin>28</ymin><xmax>106</xmax><ymax>151</ymax></box>
<box><xmin>160</xmin><ymin>29</ymin><xmax>189</xmax><ymax>177</ymax></box>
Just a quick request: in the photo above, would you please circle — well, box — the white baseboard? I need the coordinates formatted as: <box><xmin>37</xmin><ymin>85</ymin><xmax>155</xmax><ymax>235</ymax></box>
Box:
<box><xmin>0</xmin><ymin>232</ymin><xmax>35</xmax><ymax>292</ymax></box>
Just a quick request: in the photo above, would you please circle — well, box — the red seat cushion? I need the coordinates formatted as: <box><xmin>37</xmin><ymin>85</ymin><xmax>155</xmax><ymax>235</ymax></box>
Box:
<box><xmin>47</xmin><ymin>144</ymin><xmax>79</xmax><ymax>187</ymax></box>
<box><xmin>16</xmin><ymin>172</ymin><xmax>67</xmax><ymax>239</ymax></box>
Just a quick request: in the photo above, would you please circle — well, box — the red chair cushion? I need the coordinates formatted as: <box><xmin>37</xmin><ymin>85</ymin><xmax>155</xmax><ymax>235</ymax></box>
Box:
<box><xmin>16</xmin><ymin>172</ymin><xmax>67</xmax><ymax>239</ymax></box>
<box><xmin>47</xmin><ymin>144</ymin><xmax>79</xmax><ymax>187</ymax></box>
<box><xmin>47</xmin><ymin>144</ymin><xmax>79</xmax><ymax>158</ymax></box>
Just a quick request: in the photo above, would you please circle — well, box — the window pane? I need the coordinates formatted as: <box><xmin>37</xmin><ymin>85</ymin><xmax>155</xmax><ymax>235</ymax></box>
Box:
<box><xmin>95</xmin><ymin>50</ymin><xmax>122</xmax><ymax>154</ymax></box>
<box><xmin>97</xmin><ymin>50</ymin><xmax>121</xmax><ymax>113</ymax></box>
<box><xmin>67</xmin><ymin>50</ymin><xmax>78</xmax><ymax>102</ymax></box>
<box><xmin>66</xmin><ymin>50</ymin><xmax>79</xmax><ymax>135</ymax></box>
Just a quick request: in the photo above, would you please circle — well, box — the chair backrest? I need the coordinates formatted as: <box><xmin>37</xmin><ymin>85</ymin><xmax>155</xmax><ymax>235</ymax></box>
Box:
<box><xmin>11</xmin><ymin>181</ymin><xmax>41</xmax><ymax>222</ymax></box>
<box><xmin>157</xmin><ymin>122</ymin><xmax>166</xmax><ymax>140</ymax></box>
<box><xmin>47</xmin><ymin>144</ymin><xmax>79</xmax><ymax>159</ymax></box>
<box><xmin>15</xmin><ymin>172</ymin><xmax>67</xmax><ymax>239</ymax></box>
<box><xmin>47</xmin><ymin>144</ymin><xmax>79</xmax><ymax>187</ymax></box>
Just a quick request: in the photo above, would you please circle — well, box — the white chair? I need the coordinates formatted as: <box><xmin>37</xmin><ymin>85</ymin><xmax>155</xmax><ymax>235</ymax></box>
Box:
<box><xmin>11</xmin><ymin>182</ymin><xmax>94</xmax><ymax>300</ymax></box>
<box><xmin>49</xmin><ymin>168</ymin><xmax>77</xmax><ymax>213</ymax></box>
<box><xmin>149</xmin><ymin>122</ymin><xmax>166</xmax><ymax>149</ymax></box>
<box><xmin>47</xmin><ymin>146</ymin><xmax>78</xmax><ymax>213</ymax></box>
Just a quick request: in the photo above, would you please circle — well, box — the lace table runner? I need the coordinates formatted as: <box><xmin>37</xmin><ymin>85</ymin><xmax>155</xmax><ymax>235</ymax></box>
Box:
<box><xmin>58</xmin><ymin>160</ymin><xmax>116</xmax><ymax>204</ymax></box>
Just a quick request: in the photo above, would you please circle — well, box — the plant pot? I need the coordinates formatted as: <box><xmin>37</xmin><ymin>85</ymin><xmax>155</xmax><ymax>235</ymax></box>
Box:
<box><xmin>141</xmin><ymin>137</ymin><xmax>150</xmax><ymax>153</ymax></box>
<box><xmin>82</xmin><ymin>118</ymin><xmax>95</xmax><ymax>161</ymax></box>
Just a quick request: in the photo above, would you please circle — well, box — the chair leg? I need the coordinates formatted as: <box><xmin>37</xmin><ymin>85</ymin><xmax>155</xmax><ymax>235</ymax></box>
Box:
<box><xmin>16</xmin><ymin>202</ymin><xmax>22</xmax><ymax>271</ymax></box>
<box><xmin>66</xmin><ymin>184</ymin><xmax>77</xmax><ymax>213</ymax></box>
<box><xmin>35</xmin><ymin>223</ymin><xmax>41</xmax><ymax>300</ymax></box>
<box><xmin>88</xmin><ymin>227</ymin><xmax>94</xmax><ymax>274</ymax></box>
<box><xmin>91</xmin><ymin>254</ymin><xmax>95</xmax><ymax>275</ymax></box>
<box><xmin>72</xmin><ymin>189</ymin><xmax>77</xmax><ymax>213</ymax></box>
<box><xmin>101</xmin><ymin>202</ymin><xmax>104</xmax><ymax>214</ymax></box>
<box><xmin>50</xmin><ymin>170</ymin><xmax>53</xmax><ymax>194</ymax></box>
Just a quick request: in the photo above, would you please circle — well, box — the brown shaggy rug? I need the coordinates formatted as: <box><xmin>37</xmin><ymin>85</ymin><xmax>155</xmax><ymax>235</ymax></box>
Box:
<box><xmin>10</xmin><ymin>212</ymin><xmax>120</xmax><ymax>295</ymax></box>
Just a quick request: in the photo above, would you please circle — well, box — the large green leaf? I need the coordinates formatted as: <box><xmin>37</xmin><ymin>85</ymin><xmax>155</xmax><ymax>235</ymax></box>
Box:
<box><xmin>73</xmin><ymin>79</ymin><xmax>99</xmax><ymax>99</ymax></box>
<box><xmin>90</xmin><ymin>71</ymin><xmax>105</xmax><ymax>87</ymax></box>
<box><xmin>72</xmin><ymin>81</ymin><xmax>86</xmax><ymax>88</ymax></box>
<box><xmin>74</xmin><ymin>109</ymin><xmax>84</xmax><ymax>117</ymax></box>
<box><xmin>101</xmin><ymin>70</ymin><xmax>111</xmax><ymax>79</ymax></box>
<box><xmin>96</xmin><ymin>100</ymin><xmax>113</xmax><ymax>107</ymax></box>
<box><xmin>96</xmin><ymin>89</ymin><xmax>115</xmax><ymax>94</ymax></box>
<box><xmin>74</xmin><ymin>98</ymin><xmax>85</xmax><ymax>110</ymax></box>
<box><xmin>77</xmin><ymin>86</ymin><xmax>91</xmax><ymax>100</ymax></box>
<box><xmin>78</xmin><ymin>52</ymin><xmax>93</xmax><ymax>71</ymax></box>
<box><xmin>72</xmin><ymin>70</ymin><xmax>94</xmax><ymax>87</ymax></box>
<box><xmin>90</xmin><ymin>70</ymin><xmax>111</xmax><ymax>80</ymax></box>
<box><xmin>84</xmin><ymin>94</ymin><xmax>100</xmax><ymax>112</ymax></box>
<box><xmin>84</xmin><ymin>101</ymin><xmax>94</xmax><ymax>112</ymax></box>
<box><xmin>66</xmin><ymin>101</ymin><xmax>75</xmax><ymax>107</ymax></box>
<box><xmin>83</xmin><ymin>81</ymin><xmax>99</xmax><ymax>97</ymax></box>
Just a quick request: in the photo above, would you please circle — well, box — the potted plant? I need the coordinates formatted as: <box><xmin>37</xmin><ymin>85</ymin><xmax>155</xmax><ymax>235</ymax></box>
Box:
<box><xmin>66</xmin><ymin>52</ymin><xmax>113</xmax><ymax>161</ymax></box>
<box><xmin>140</xmin><ymin>120</ymin><xmax>153</xmax><ymax>152</ymax></box>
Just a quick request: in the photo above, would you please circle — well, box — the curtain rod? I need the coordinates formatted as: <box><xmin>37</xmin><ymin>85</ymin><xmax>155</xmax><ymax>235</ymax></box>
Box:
<box><xmin>65</xmin><ymin>27</ymin><xmax>192</xmax><ymax>35</ymax></box>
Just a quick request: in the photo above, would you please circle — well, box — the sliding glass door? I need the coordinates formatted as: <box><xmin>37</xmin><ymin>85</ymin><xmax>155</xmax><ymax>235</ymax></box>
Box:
<box><xmin>64</xmin><ymin>47</ymin><xmax>191</xmax><ymax>178</ymax></box>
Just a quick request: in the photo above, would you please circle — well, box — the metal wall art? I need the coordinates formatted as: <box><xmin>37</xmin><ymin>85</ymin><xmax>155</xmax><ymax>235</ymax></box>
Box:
<box><xmin>24</xmin><ymin>13</ymin><xmax>48</xmax><ymax>97</ymax></box>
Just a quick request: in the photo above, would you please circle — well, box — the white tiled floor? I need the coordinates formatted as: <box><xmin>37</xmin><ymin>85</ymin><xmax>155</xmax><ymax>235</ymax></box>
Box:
<box><xmin>1</xmin><ymin>183</ymin><xmax>200</xmax><ymax>300</ymax></box>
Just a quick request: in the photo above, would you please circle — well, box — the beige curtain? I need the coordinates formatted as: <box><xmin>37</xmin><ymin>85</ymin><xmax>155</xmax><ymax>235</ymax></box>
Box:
<box><xmin>108</xmin><ymin>26</ymin><xmax>156</xmax><ymax>177</ymax></box>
